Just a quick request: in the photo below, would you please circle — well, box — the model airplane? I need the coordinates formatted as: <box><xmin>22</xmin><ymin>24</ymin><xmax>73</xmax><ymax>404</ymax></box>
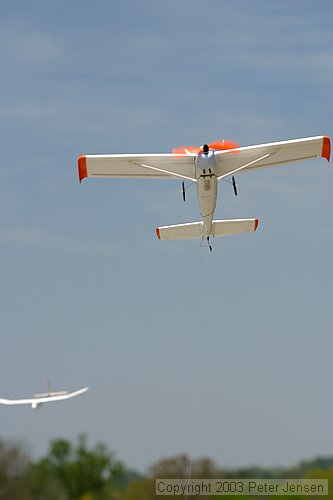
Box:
<box><xmin>78</xmin><ymin>135</ymin><xmax>330</xmax><ymax>251</ymax></box>
<box><xmin>0</xmin><ymin>384</ymin><xmax>88</xmax><ymax>410</ymax></box>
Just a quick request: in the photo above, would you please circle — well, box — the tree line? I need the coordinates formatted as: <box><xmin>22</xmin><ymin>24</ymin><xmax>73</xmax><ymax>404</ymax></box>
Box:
<box><xmin>0</xmin><ymin>434</ymin><xmax>332</xmax><ymax>499</ymax></box>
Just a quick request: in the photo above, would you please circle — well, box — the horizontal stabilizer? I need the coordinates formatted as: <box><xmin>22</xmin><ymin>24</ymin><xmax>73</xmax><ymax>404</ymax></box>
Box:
<box><xmin>156</xmin><ymin>218</ymin><xmax>258</xmax><ymax>241</ymax></box>
<box><xmin>156</xmin><ymin>221</ymin><xmax>203</xmax><ymax>240</ymax></box>
<box><xmin>212</xmin><ymin>218</ymin><xmax>258</xmax><ymax>237</ymax></box>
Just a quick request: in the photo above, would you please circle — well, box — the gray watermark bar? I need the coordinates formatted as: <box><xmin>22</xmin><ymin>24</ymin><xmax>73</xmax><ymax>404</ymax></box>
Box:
<box><xmin>156</xmin><ymin>479</ymin><xmax>328</xmax><ymax>496</ymax></box>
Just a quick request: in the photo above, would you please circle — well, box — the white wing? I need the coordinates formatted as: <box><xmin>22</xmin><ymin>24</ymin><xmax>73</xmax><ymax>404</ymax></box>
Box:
<box><xmin>0</xmin><ymin>397</ymin><xmax>37</xmax><ymax>406</ymax></box>
<box><xmin>78</xmin><ymin>153</ymin><xmax>196</xmax><ymax>182</ymax></box>
<box><xmin>78</xmin><ymin>136</ymin><xmax>330</xmax><ymax>183</ymax></box>
<box><xmin>0</xmin><ymin>387</ymin><xmax>89</xmax><ymax>406</ymax></box>
<box><xmin>216</xmin><ymin>136</ymin><xmax>330</xmax><ymax>179</ymax></box>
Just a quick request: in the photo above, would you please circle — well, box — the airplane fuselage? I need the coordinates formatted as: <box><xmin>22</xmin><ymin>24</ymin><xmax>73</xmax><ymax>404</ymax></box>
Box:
<box><xmin>195</xmin><ymin>149</ymin><xmax>218</xmax><ymax>238</ymax></box>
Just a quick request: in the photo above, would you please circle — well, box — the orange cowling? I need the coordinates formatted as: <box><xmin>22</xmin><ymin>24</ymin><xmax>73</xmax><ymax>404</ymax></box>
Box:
<box><xmin>172</xmin><ymin>139</ymin><xmax>239</xmax><ymax>156</ymax></box>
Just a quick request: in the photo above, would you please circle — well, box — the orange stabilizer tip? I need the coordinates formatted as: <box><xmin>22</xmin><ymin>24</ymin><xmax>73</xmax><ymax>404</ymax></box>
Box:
<box><xmin>254</xmin><ymin>219</ymin><xmax>259</xmax><ymax>231</ymax></box>
<box><xmin>78</xmin><ymin>155</ymin><xmax>87</xmax><ymax>183</ymax></box>
<box><xmin>156</xmin><ymin>227</ymin><xmax>161</xmax><ymax>240</ymax></box>
<box><xmin>322</xmin><ymin>136</ymin><xmax>331</xmax><ymax>161</ymax></box>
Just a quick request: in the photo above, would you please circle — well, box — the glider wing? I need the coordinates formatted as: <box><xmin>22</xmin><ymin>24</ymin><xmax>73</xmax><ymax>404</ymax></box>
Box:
<box><xmin>33</xmin><ymin>386</ymin><xmax>89</xmax><ymax>403</ymax></box>
<box><xmin>216</xmin><ymin>136</ymin><xmax>330</xmax><ymax>179</ymax></box>
<box><xmin>78</xmin><ymin>153</ymin><xmax>195</xmax><ymax>182</ymax></box>
<box><xmin>0</xmin><ymin>397</ymin><xmax>36</xmax><ymax>406</ymax></box>
<box><xmin>0</xmin><ymin>387</ymin><xmax>89</xmax><ymax>406</ymax></box>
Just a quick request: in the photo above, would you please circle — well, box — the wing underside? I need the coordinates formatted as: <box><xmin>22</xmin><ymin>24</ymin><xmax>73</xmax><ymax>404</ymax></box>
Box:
<box><xmin>78</xmin><ymin>137</ymin><xmax>330</xmax><ymax>183</ymax></box>
<box><xmin>216</xmin><ymin>136</ymin><xmax>330</xmax><ymax>178</ymax></box>
<box><xmin>78</xmin><ymin>153</ymin><xmax>195</xmax><ymax>182</ymax></box>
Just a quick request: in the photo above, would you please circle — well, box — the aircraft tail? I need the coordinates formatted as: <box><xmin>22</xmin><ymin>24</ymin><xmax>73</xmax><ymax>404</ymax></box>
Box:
<box><xmin>156</xmin><ymin>218</ymin><xmax>258</xmax><ymax>241</ymax></box>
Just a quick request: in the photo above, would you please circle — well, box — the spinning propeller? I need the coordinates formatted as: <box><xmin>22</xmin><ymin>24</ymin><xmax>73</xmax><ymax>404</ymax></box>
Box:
<box><xmin>172</xmin><ymin>139</ymin><xmax>239</xmax><ymax>156</ymax></box>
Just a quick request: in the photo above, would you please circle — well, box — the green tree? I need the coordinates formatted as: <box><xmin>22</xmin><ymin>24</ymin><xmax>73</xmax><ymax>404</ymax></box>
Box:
<box><xmin>0</xmin><ymin>436</ymin><xmax>32</xmax><ymax>500</ymax></box>
<box><xmin>31</xmin><ymin>434</ymin><xmax>126</xmax><ymax>499</ymax></box>
<box><xmin>149</xmin><ymin>453</ymin><xmax>219</xmax><ymax>479</ymax></box>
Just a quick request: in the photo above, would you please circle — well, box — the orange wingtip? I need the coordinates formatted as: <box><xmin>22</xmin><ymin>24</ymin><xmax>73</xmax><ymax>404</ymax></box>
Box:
<box><xmin>156</xmin><ymin>227</ymin><xmax>161</xmax><ymax>240</ymax></box>
<box><xmin>254</xmin><ymin>219</ymin><xmax>259</xmax><ymax>231</ymax></box>
<box><xmin>78</xmin><ymin>155</ymin><xmax>87</xmax><ymax>183</ymax></box>
<box><xmin>322</xmin><ymin>136</ymin><xmax>331</xmax><ymax>161</ymax></box>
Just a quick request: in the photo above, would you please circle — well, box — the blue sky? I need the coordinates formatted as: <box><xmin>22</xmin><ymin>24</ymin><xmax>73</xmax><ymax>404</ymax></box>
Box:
<box><xmin>0</xmin><ymin>0</ymin><xmax>332</xmax><ymax>472</ymax></box>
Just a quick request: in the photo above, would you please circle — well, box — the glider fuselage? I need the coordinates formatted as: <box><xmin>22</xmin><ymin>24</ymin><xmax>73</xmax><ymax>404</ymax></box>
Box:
<box><xmin>195</xmin><ymin>150</ymin><xmax>218</xmax><ymax>238</ymax></box>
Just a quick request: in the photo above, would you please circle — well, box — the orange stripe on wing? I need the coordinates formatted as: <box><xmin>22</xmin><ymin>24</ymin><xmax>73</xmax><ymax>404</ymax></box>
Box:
<box><xmin>156</xmin><ymin>227</ymin><xmax>161</xmax><ymax>240</ymax></box>
<box><xmin>78</xmin><ymin>155</ymin><xmax>87</xmax><ymax>183</ymax></box>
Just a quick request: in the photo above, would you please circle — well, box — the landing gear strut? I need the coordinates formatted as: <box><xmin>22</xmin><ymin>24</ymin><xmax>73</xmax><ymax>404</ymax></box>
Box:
<box><xmin>200</xmin><ymin>237</ymin><xmax>213</xmax><ymax>252</ymax></box>
<box><xmin>232</xmin><ymin>176</ymin><xmax>238</xmax><ymax>196</ymax></box>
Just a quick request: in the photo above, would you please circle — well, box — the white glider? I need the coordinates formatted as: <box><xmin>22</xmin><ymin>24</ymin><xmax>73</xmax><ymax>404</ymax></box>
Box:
<box><xmin>0</xmin><ymin>386</ymin><xmax>89</xmax><ymax>410</ymax></box>
<box><xmin>78</xmin><ymin>135</ymin><xmax>330</xmax><ymax>251</ymax></box>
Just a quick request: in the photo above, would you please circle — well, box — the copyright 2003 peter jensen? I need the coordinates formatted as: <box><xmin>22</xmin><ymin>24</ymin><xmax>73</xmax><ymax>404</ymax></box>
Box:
<box><xmin>156</xmin><ymin>479</ymin><xmax>328</xmax><ymax>496</ymax></box>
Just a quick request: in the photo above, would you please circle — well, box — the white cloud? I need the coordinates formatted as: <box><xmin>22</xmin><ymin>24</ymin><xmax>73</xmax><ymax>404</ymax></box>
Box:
<box><xmin>0</xmin><ymin>19</ymin><xmax>61</xmax><ymax>64</ymax></box>
<box><xmin>16</xmin><ymin>32</ymin><xmax>61</xmax><ymax>63</ymax></box>
<box><xmin>0</xmin><ymin>226</ymin><xmax>118</xmax><ymax>255</ymax></box>
<box><xmin>222</xmin><ymin>51</ymin><xmax>333</xmax><ymax>82</ymax></box>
